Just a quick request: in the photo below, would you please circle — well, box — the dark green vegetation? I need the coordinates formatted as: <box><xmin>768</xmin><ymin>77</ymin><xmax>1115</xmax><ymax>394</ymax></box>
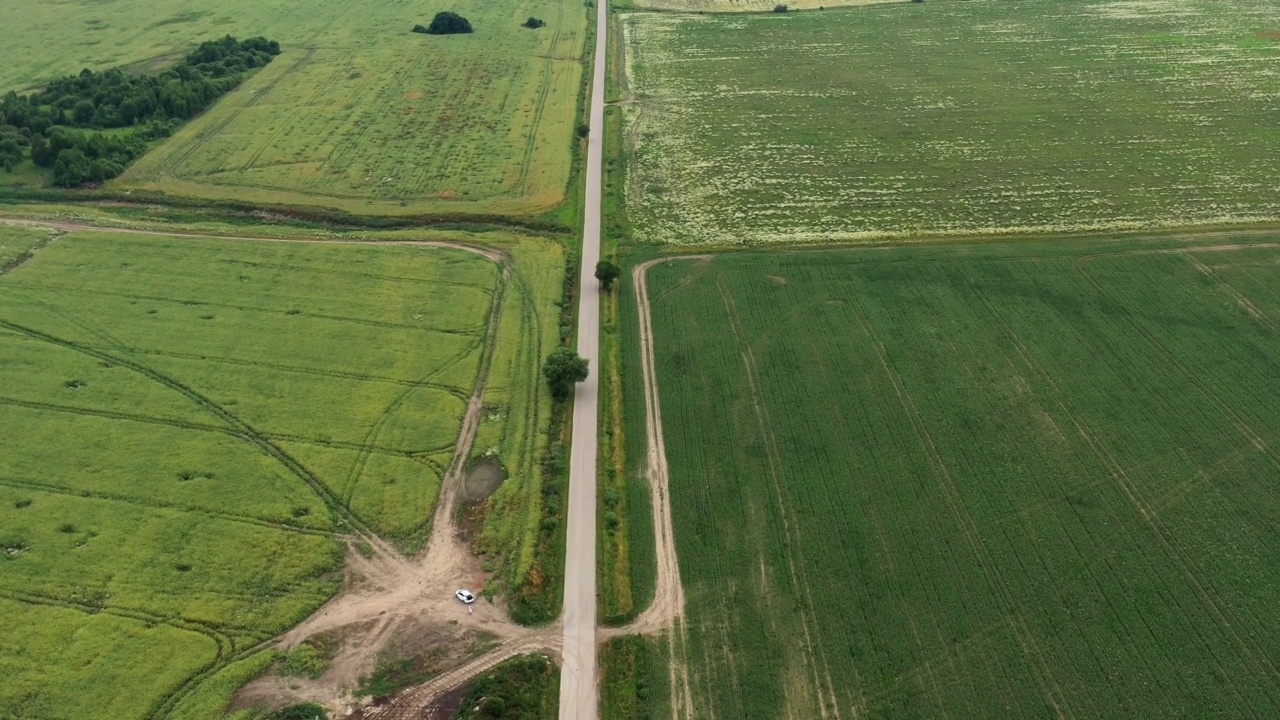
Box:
<box><xmin>635</xmin><ymin>236</ymin><xmax>1280</xmax><ymax>717</ymax></box>
<box><xmin>595</xmin><ymin>260</ymin><xmax>620</xmax><ymax>291</ymax></box>
<box><xmin>0</xmin><ymin>36</ymin><xmax>279</xmax><ymax>186</ymax></box>
<box><xmin>524</xmin><ymin>17</ymin><xmax>547</xmax><ymax>29</ymax></box>
<box><xmin>265</xmin><ymin>704</ymin><xmax>328</xmax><ymax>720</ymax></box>
<box><xmin>423</xmin><ymin>12</ymin><xmax>474</xmax><ymax>35</ymax></box>
<box><xmin>456</xmin><ymin>654</ymin><xmax>560</xmax><ymax>720</ymax></box>
<box><xmin>0</xmin><ymin>230</ymin><xmax>507</xmax><ymax>717</ymax></box>
<box><xmin>543</xmin><ymin>347</ymin><xmax>589</xmax><ymax>401</ymax></box>
<box><xmin>600</xmin><ymin>636</ymin><xmax>666</xmax><ymax>720</ymax></box>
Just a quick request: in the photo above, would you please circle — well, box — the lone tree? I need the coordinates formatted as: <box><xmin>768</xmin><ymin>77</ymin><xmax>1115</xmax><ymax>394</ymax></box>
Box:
<box><xmin>522</xmin><ymin>17</ymin><xmax>546</xmax><ymax>29</ymax></box>
<box><xmin>773</xmin><ymin>4</ymin><xmax>789</xmax><ymax>12</ymax></box>
<box><xmin>543</xmin><ymin>347</ymin><xmax>589</xmax><ymax>401</ymax></box>
<box><xmin>421</xmin><ymin>11</ymin><xmax>473</xmax><ymax>35</ymax></box>
<box><xmin>595</xmin><ymin>260</ymin><xmax>621</xmax><ymax>291</ymax></box>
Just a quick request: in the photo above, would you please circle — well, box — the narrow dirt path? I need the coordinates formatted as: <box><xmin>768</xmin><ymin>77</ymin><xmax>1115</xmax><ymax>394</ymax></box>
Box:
<box><xmin>607</xmin><ymin>256</ymin><xmax>709</xmax><ymax>637</ymax></box>
<box><xmin>600</xmin><ymin>256</ymin><xmax>712</xmax><ymax>720</ymax></box>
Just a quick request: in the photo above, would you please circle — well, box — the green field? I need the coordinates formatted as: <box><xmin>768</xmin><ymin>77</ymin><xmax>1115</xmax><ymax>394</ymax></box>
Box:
<box><xmin>0</xmin><ymin>225</ymin><xmax>56</xmax><ymax>269</ymax></box>
<box><xmin>0</xmin><ymin>227</ymin><xmax>559</xmax><ymax>716</ymax></box>
<box><xmin>632</xmin><ymin>235</ymin><xmax>1280</xmax><ymax>717</ymax></box>
<box><xmin>622</xmin><ymin>0</ymin><xmax>1280</xmax><ymax>244</ymax></box>
<box><xmin>0</xmin><ymin>0</ymin><xmax>587</xmax><ymax>215</ymax></box>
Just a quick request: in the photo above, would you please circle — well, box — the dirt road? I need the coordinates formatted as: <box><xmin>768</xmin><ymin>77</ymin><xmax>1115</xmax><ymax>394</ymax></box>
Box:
<box><xmin>557</xmin><ymin>0</ymin><xmax>609</xmax><ymax>716</ymax></box>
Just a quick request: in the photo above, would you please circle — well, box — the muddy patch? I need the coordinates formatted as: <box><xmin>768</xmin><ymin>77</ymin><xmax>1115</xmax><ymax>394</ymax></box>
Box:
<box><xmin>463</xmin><ymin>458</ymin><xmax>505</xmax><ymax>503</ymax></box>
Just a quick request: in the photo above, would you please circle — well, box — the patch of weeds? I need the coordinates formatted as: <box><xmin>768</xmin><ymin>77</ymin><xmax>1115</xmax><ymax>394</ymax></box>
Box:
<box><xmin>14</xmin><ymin>499</ymin><xmax>31</xmax><ymax>509</ymax></box>
<box><xmin>277</xmin><ymin>632</ymin><xmax>340</xmax><ymax>681</ymax></box>
<box><xmin>267</xmin><ymin>703</ymin><xmax>328</xmax><ymax>720</ymax></box>
<box><xmin>356</xmin><ymin>540</ymin><xmax>374</xmax><ymax>559</ymax></box>
<box><xmin>175</xmin><ymin>563</ymin><xmax>192</xmax><ymax>572</ymax></box>
<box><xmin>64</xmin><ymin>380</ymin><xmax>85</xmax><ymax>389</ymax></box>
<box><xmin>291</xmin><ymin>507</ymin><xmax>311</xmax><ymax>518</ymax></box>
<box><xmin>58</xmin><ymin>523</ymin><xmax>76</xmax><ymax>534</ymax></box>
<box><xmin>457</xmin><ymin>654</ymin><xmax>559</xmax><ymax>720</ymax></box>
<box><xmin>357</xmin><ymin>646</ymin><xmax>453</xmax><ymax>698</ymax></box>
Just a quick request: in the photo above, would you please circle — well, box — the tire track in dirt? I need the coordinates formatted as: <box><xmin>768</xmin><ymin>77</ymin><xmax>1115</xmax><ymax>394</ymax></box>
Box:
<box><xmin>600</xmin><ymin>256</ymin><xmax>708</xmax><ymax>720</ymax></box>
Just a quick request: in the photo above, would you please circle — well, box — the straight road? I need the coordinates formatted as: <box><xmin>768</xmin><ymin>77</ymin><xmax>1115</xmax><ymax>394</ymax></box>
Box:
<box><xmin>559</xmin><ymin>0</ymin><xmax>609</xmax><ymax>717</ymax></box>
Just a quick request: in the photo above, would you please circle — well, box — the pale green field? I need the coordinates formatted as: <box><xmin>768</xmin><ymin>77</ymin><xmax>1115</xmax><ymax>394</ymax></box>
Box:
<box><xmin>622</xmin><ymin>0</ymin><xmax>1280</xmax><ymax>244</ymax></box>
<box><xmin>0</xmin><ymin>228</ymin><xmax>539</xmax><ymax>717</ymax></box>
<box><xmin>0</xmin><ymin>0</ymin><xmax>587</xmax><ymax>215</ymax></box>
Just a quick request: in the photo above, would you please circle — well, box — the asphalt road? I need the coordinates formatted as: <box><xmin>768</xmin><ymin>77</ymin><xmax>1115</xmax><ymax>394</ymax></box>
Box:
<box><xmin>558</xmin><ymin>0</ymin><xmax>608</xmax><ymax>717</ymax></box>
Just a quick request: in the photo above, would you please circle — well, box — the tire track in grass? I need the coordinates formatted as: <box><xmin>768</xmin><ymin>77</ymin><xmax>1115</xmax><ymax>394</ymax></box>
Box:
<box><xmin>846</xmin><ymin>298</ymin><xmax>1071</xmax><ymax>720</ymax></box>
<box><xmin>155</xmin><ymin>47</ymin><xmax>318</xmax><ymax>179</ymax></box>
<box><xmin>0</xmin><ymin>474</ymin><xmax>334</xmax><ymax>539</ymax></box>
<box><xmin>0</xmin><ymin>396</ymin><xmax>458</xmax><ymax>458</ymax></box>
<box><xmin>1072</xmin><ymin>255</ymin><xmax>1280</xmax><ymax>698</ymax></box>
<box><xmin>87</xmin><ymin>347</ymin><xmax>473</xmax><ymax>398</ymax></box>
<box><xmin>717</xmin><ymin>280</ymin><xmax>843</xmax><ymax>720</ymax></box>
<box><xmin>1183</xmin><ymin>253</ymin><xmax>1279</xmax><ymax>332</ymax></box>
<box><xmin>968</xmin><ymin>277</ymin><xmax>1263</xmax><ymax>716</ymax></box>
<box><xmin>0</xmin><ymin>318</ymin><xmax>373</xmax><ymax>538</ymax></box>
<box><xmin>8</xmin><ymin>280</ymin><xmax>483</xmax><ymax>334</ymax></box>
<box><xmin>513</xmin><ymin>0</ymin><xmax>565</xmax><ymax>196</ymax></box>
<box><xmin>340</xmin><ymin>262</ymin><xmax>505</xmax><ymax>525</ymax></box>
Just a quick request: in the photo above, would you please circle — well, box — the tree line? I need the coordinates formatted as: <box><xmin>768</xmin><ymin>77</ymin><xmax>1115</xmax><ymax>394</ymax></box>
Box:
<box><xmin>0</xmin><ymin>35</ymin><xmax>280</xmax><ymax>186</ymax></box>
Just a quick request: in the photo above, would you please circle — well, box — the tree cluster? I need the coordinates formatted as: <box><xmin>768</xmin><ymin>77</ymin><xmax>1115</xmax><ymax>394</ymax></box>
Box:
<box><xmin>0</xmin><ymin>35</ymin><xmax>280</xmax><ymax>186</ymax></box>
<box><xmin>419</xmin><ymin>12</ymin><xmax>473</xmax><ymax>35</ymax></box>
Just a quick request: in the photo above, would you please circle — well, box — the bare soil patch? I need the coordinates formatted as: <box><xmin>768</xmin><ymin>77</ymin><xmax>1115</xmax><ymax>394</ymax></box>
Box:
<box><xmin>463</xmin><ymin>458</ymin><xmax>506</xmax><ymax>502</ymax></box>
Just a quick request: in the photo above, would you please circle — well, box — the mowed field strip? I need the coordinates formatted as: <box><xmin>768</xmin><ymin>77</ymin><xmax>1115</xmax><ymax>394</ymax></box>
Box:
<box><xmin>622</xmin><ymin>0</ymin><xmax>1280</xmax><ymax>244</ymax></box>
<box><xmin>0</xmin><ymin>226</ymin><xmax>562</xmax><ymax>717</ymax></box>
<box><xmin>0</xmin><ymin>0</ymin><xmax>587</xmax><ymax>215</ymax></box>
<box><xmin>631</xmin><ymin>235</ymin><xmax>1280</xmax><ymax>718</ymax></box>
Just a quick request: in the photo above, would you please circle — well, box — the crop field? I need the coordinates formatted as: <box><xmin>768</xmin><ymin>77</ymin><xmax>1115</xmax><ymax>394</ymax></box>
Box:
<box><xmin>633</xmin><ymin>235</ymin><xmax>1280</xmax><ymax>718</ymax></box>
<box><xmin>0</xmin><ymin>0</ymin><xmax>587</xmax><ymax>215</ymax></box>
<box><xmin>622</xmin><ymin>0</ymin><xmax>1280</xmax><ymax>244</ymax></box>
<box><xmin>0</xmin><ymin>227</ymin><xmax>551</xmax><ymax>717</ymax></box>
<box><xmin>626</xmin><ymin>0</ymin><xmax>885</xmax><ymax>14</ymax></box>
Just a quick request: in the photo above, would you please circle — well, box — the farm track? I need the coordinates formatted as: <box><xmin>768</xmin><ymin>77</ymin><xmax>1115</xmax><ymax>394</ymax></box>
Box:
<box><xmin>600</xmin><ymin>256</ymin><xmax>710</xmax><ymax>720</ymax></box>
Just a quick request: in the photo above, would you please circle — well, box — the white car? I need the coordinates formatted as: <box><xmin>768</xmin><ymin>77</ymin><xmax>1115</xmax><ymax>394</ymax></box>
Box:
<box><xmin>455</xmin><ymin>588</ymin><xmax>476</xmax><ymax>604</ymax></box>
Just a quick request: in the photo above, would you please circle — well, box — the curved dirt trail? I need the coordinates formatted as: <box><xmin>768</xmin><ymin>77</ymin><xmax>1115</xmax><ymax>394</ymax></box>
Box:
<box><xmin>603</xmin><ymin>256</ymin><xmax>712</xmax><ymax>720</ymax></box>
<box><xmin>610</xmin><ymin>256</ymin><xmax>710</xmax><ymax>637</ymax></box>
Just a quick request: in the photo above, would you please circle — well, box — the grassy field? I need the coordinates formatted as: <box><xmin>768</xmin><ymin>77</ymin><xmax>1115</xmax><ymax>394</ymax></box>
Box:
<box><xmin>622</xmin><ymin>0</ymin><xmax>1280</xmax><ymax>244</ymax></box>
<box><xmin>624</xmin><ymin>0</ymin><xmax>890</xmax><ymax>13</ymax></box>
<box><xmin>631</xmin><ymin>235</ymin><xmax>1280</xmax><ymax>718</ymax></box>
<box><xmin>0</xmin><ymin>0</ymin><xmax>587</xmax><ymax>216</ymax></box>
<box><xmin>0</xmin><ymin>225</ymin><xmax>56</xmax><ymax>269</ymax></box>
<box><xmin>0</xmin><ymin>227</ymin><xmax>538</xmax><ymax>717</ymax></box>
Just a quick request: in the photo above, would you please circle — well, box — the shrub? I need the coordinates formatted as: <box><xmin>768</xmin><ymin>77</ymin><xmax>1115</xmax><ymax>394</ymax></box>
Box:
<box><xmin>523</xmin><ymin>17</ymin><xmax>546</xmax><ymax>29</ymax></box>
<box><xmin>576</xmin><ymin>123</ymin><xmax>590</xmax><ymax>138</ymax></box>
<box><xmin>424</xmin><ymin>11</ymin><xmax>473</xmax><ymax>35</ymax></box>
<box><xmin>773</xmin><ymin>3</ymin><xmax>789</xmax><ymax>11</ymax></box>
